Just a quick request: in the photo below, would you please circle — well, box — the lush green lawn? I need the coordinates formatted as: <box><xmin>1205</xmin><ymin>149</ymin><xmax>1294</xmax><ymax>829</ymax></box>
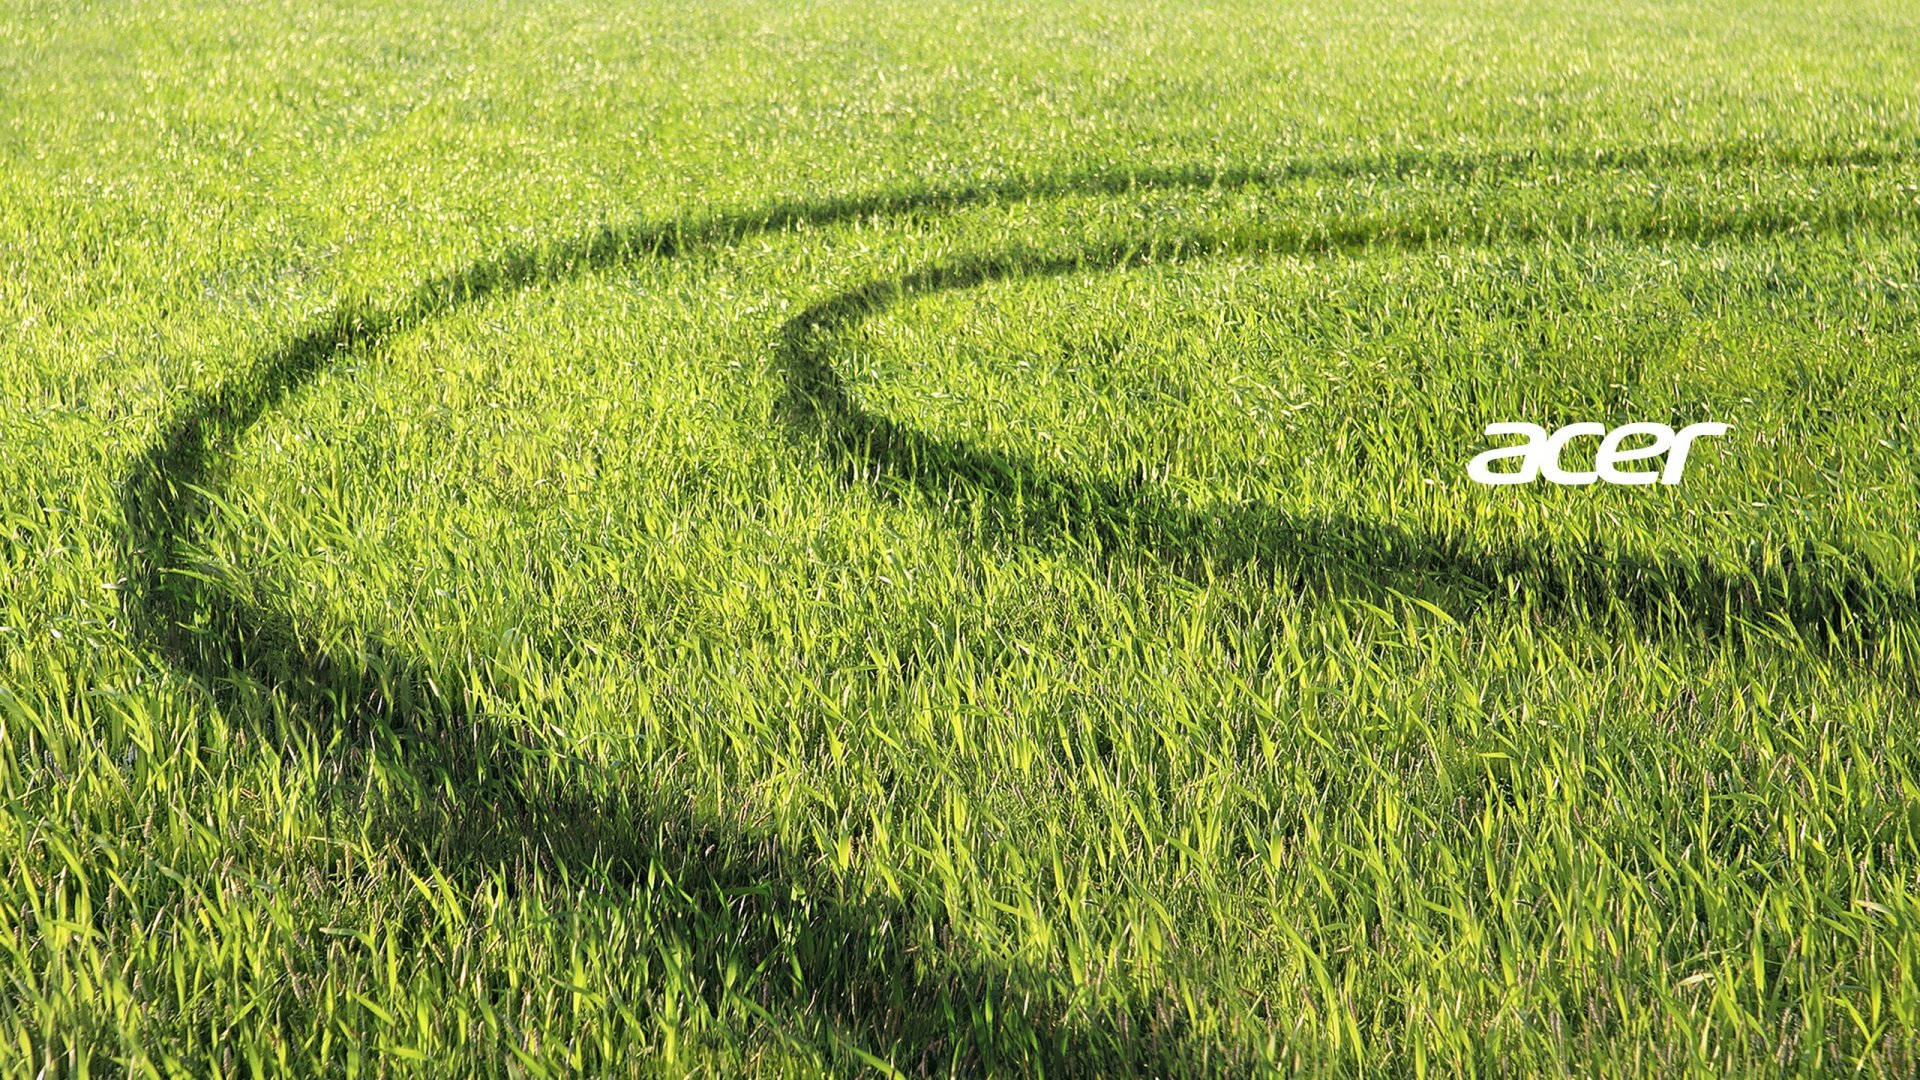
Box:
<box><xmin>6</xmin><ymin>0</ymin><xmax>1920</xmax><ymax>1074</ymax></box>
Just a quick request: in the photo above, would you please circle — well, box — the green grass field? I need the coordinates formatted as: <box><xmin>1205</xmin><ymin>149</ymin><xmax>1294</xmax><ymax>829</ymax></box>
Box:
<box><xmin>6</xmin><ymin>0</ymin><xmax>1920</xmax><ymax>1074</ymax></box>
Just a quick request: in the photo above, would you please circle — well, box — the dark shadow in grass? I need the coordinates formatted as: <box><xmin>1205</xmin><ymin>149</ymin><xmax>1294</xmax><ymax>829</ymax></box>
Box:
<box><xmin>119</xmin><ymin>320</ymin><xmax>1206</xmax><ymax>1075</ymax></box>
<box><xmin>119</xmin><ymin>143</ymin><xmax>1918</xmax><ymax>1075</ymax></box>
<box><xmin>776</xmin><ymin>231</ymin><xmax>1920</xmax><ymax>659</ymax></box>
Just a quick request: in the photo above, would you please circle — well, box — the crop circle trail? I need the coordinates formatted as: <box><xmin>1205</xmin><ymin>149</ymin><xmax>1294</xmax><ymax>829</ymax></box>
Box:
<box><xmin>116</xmin><ymin>142</ymin><xmax>1919</xmax><ymax>1061</ymax></box>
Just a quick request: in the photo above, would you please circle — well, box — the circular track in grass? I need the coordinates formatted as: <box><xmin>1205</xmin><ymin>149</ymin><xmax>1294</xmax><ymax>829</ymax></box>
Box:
<box><xmin>118</xmin><ymin>142</ymin><xmax>1920</xmax><ymax>1067</ymax></box>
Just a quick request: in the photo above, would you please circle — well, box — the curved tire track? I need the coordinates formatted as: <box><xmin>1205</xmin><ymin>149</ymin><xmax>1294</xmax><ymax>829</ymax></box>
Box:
<box><xmin>118</xmin><ymin>144</ymin><xmax>1918</xmax><ymax>1073</ymax></box>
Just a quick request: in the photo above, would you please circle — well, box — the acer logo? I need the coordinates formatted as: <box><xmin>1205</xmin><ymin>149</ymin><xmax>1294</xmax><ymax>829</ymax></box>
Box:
<box><xmin>1468</xmin><ymin>422</ymin><xmax>1729</xmax><ymax>486</ymax></box>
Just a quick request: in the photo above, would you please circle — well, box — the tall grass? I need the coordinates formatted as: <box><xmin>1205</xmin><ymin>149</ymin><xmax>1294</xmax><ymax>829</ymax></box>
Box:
<box><xmin>5</xmin><ymin>0</ymin><xmax>1920</xmax><ymax>1074</ymax></box>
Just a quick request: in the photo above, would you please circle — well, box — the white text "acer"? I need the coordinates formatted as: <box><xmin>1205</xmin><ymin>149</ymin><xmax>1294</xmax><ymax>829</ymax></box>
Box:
<box><xmin>1467</xmin><ymin>422</ymin><xmax>1729</xmax><ymax>486</ymax></box>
